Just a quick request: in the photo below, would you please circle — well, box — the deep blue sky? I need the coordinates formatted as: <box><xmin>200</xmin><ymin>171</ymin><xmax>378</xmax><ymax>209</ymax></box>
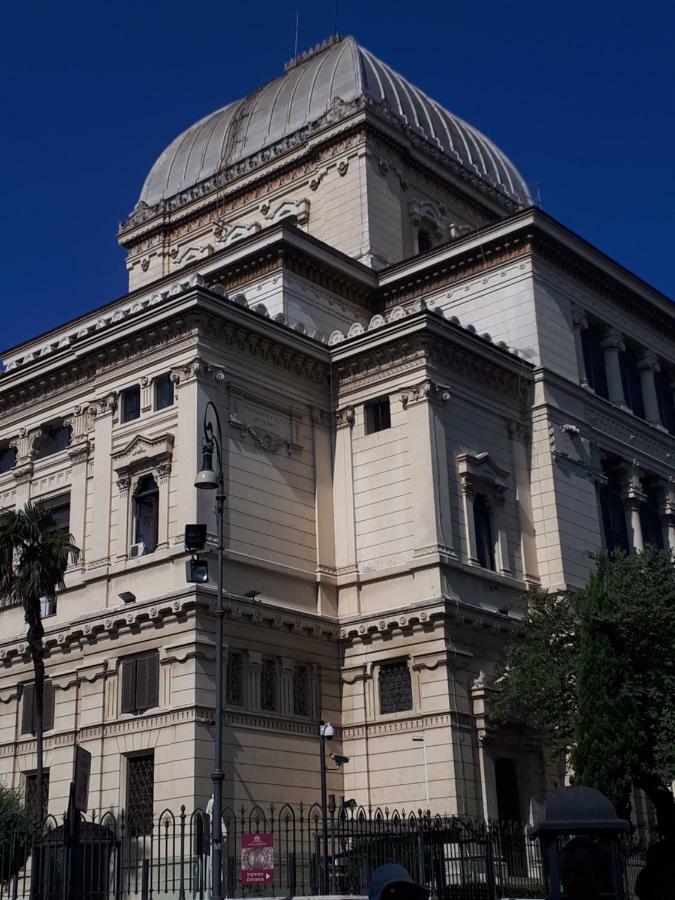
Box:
<box><xmin>2</xmin><ymin>1</ymin><xmax>674</xmax><ymax>353</ymax></box>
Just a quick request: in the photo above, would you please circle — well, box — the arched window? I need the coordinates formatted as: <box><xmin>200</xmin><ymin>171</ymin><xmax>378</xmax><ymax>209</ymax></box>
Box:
<box><xmin>133</xmin><ymin>475</ymin><xmax>159</xmax><ymax>553</ymax></box>
<box><xmin>473</xmin><ymin>494</ymin><xmax>496</xmax><ymax>570</ymax></box>
<box><xmin>261</xmin><ymin>657</ymin><xmax>278</xmax><ymax>712</ymax></box>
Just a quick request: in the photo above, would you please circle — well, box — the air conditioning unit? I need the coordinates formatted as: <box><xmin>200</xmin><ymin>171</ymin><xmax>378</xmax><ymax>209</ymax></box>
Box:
<box><xmin>39</xmin><ymin>596</ymin><xmax>57</xmax><ymax>618</ymax></box>
<box><xmin>129</xmin><ymin>542</ymin><xmax>146</xmax><ymax>559</ymax></box>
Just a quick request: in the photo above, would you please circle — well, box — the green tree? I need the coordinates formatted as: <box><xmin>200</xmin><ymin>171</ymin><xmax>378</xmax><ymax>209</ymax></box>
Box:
<box><xmin>0</xmin><ymin>783</ymin><xmax>32</xmax><ymax>884</ymax></box>
<box><xmin>490</xmin><ymin>549</ymin><xmax>675</xmax><ymax>834</ymax></box>
<box><xmin>0</xmin><ymin>503</ymin><xmax>78</xmax><ymax>828</ymax></box>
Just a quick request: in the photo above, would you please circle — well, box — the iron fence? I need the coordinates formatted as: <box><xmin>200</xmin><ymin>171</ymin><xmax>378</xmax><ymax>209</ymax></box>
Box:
<box><xmin>0</xmin><ymin>804</ymin><xmax>648</xmax><ymax>900</ymax></box>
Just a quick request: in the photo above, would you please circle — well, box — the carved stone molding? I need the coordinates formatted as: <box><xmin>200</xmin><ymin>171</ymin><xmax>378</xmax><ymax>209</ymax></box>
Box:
<box><xmin>400</xmin><ymin>379</ymin><xmax>451</xmax><ymax>407</ymax></box>
<box><xmin>111</xmin><ymin>433</ymin><xmax>175</xmax><ymax>489</ymax></box>
<box><xmin>335</xmin><ymin>405</ymin><xmax>355</xmax><ymax>428</ymax></box>
<box><xmin>457</xmin><ymin>452</ymin><xmax>509</xmax><ymax>503</ymax></box>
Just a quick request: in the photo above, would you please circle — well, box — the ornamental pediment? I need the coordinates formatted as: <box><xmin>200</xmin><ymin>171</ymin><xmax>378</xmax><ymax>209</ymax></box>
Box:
<box><xmin>112</xmin><ymin>433</ymin><xmax>174</xmax><ymax>474</ymax></box>
<box><xmin>457</xmin><ymin>452</ymin><xmax>510</xmax><ymax>490</ymax></box>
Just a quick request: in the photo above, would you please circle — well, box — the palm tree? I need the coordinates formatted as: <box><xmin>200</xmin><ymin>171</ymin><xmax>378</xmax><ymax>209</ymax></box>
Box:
<box><xmin>0</xmin><ymin>503</ymin><xmax>79</xmax><ymax>829</ymax></box>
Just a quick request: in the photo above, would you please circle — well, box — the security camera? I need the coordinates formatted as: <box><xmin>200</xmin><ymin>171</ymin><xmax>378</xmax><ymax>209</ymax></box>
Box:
<box><xmin>330</xmin><ymin>752</ymin><xmax>350</xmax><ymax>768</ymax></box>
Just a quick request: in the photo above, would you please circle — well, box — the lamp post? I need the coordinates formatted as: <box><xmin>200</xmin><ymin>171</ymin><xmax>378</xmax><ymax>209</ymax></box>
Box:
<box><xmin>194</xmin><ymin>401</ymin><xmax>225</xmax><ymax>900</ymax></box>
<box><xmin>319</xmin><ymin>721</ymin><xmax>334</xmax><ymax>893</ymax></box>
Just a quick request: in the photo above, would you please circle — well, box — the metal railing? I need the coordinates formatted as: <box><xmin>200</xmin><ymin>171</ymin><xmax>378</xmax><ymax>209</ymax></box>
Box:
<box><xmin>0</xmin><ymin>804</ymin><xmax>648</xmax><ymax>899</ymax></box>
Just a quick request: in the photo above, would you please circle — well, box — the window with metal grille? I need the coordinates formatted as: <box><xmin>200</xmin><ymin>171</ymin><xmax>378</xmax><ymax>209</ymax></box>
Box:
<box><xmin>365</xmin><ymin>397</ymin><xmax>391</xmax><ymax>434</ymax></box>
<box><xmin>0</xmin><ymin>444</ymin><xmax>16</xmax><ymax>474</ymax></box>
<box><xmin>154</xmin><ymin>374</ymin><xmax>174</xmax><ymax>411</ymax></box>
<box><xmin>260</xmin><ymin>657</ymin><xmax>278</xmax><ymax>712</ymax></box>
<box><xmin>22</xmin><ymin>682</ymin><xmax>55</xmax><ymax>735</ymax></box>
<box><xmin>226</xmin><ymin>652</ymin><xmax>244</xmax><ymax>706</ymax></box>
<box><xmin>293</xmin><ymin>666</ymin><xmax>309</xmax><ymax>716</ymax></box>
<box><xmin>473</xmin><ymin>494</ymin><xmax>496</xmax><ymax>570</ymax></box>
<box><xmin>126</xmin><ymin>754</ymin><xmax>154</xmax><ymax>835</ymax></box>
<box><xmin>121</xmin><ymin>385</ymin><xmax>141</xmax><ymax>423</ymax></box>
<box><xmin>133</xmin><ymin>475</ymin><xmax>159</xmax><ymax>552</ymax></box>
<box><xmin>121</xmin><ymin>652</ymin><xmax>159</xmax><ymax>714</ymax></box>
<box><xmin>25</xmin><ymin>770</ymin><xmax>50</xmax><ymax>823</ymax></box>
<box><xmin>379</xmin><ymin>660</ymin><xmax>413</xmax><ymax>715</ymax></box>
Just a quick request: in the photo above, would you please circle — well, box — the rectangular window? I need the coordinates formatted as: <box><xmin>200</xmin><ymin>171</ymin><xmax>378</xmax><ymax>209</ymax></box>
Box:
<box><xmin>21</xmin><ymin>681</ymin><xmax>55</xmax><ymax>735</ymax></box>
<box><xmin>126</xmin><ymin>753</ymin><xmax>154</xmax><ymax>835</ymax></box>
<box><xmin>619</xmin><ymin>349</ymin><xmax>645</xmax><ymax>418</ymax></box>
<box><xmin>365</xmin><ymin>397</ymin><xmax>391</xmax><ymax>434</ymax></box>
<box><xmin>0</xmin><ymin>445</ymin><xmax>16</xmax><ymax>474</ymax></box>
<box><xmin>121</xmin><ymin>652</ymin><xmax>159</xmax><ymax>714</ymax></box>
<box><xmin>154</xmin><ymin>374</ymin><xmax>174</xmax><ymax>411</ymax></box>
<box><xmin>260</xmin><ymin>657</ymin><xmax>278</xmax><ymax>712</ymax></box>
<box><xmin>379</xmin><ymin>660</ymin><xmax>413</xmax><ymax>715</ymax></box>
<box><xmin>581</xmin><ymin>328</ymin><xmax>609</xmax><ymax>399</ymax></box>
<box><xmin>44</xmin><ymin>494</ymin><xmax>70</xmax><ymax>535</ymax></box>
<box><xmin>473</xmin><ymin>494</ymin><xmax>496</xmax><ymax>570</ymax></box>
<box><xmin>121</xmin><ymin>386</ymin><xmax>141</xmax><ymax>423</ymax></box>
<box><xmin>417</xmin><ymin>229</ymin><xmax>432</xmax><ymax>253</ymax></box>
<box><xmin>598</xmin><ymin>484</ymin><xmax>629</xmax><ymax>553</ymax></box>
<box><xmin>25</xmin><ymin>770</ymin><xmax>50</xmax><ymax>823</ymax></box>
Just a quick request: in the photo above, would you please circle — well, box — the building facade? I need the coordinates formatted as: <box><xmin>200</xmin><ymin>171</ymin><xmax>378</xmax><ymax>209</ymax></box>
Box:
<box><xmin>1</xmin><ymin>35</ymin><xmax>673</xmax><ymax>829</ymax></box>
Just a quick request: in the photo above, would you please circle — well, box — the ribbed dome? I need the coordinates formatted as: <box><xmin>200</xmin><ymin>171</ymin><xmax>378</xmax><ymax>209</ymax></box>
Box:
<box><xmin>139</xmin><ymin>36</ymin><xmax>530</xmax><ymax>208</ymax></box>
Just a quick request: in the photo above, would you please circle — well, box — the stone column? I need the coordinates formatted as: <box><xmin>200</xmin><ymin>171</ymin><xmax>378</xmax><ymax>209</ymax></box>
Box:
<box><xmin>311</xmin><ymin>408</ymin><xmax>336</xmax><ymax>616</ymax></box>
<box><xmin>400</xmin><ymin>380</ymin><xmax>454</xmax><ymax>559</ymax></box>
<box><xmin>572</xmin><ymin>308</ymin><xmax>590</xmax><ymax>389</ymax></box>
<box><xmin>601</xmin><ymin>329</ymin><xmax>628</xmax><ymax>408</ymax></box>
<box><xmin>170</xmin><ymin>360</ymin><xmax>211</xmax><ymax>545</ymax></box>
<box><xmin>333</xmin><ymin>405</ymin><xmax>358</xmax><ymax>614</ymax></box>
<box><xmin>247</xmin><ymin>651</ymin><xmax>262</xmax><ymax>712</ymax></box>
<box><xmin>471</xmin><ymin>673</ymin><xmax>499</xmax><ymax>821</ymax></box>
<box><xmin>492</xmin><ymin>498</ymin><xmax>511</xmax><ymax>577</ymax></box>
<box><xmin>508</xmin><ymin>422</ymin><xmax>538</xmax><ymax>582</ymax></box>
<box><xmin>624</xmin><ymin>462</ymin><xmax>645</xmax><ymax>552</ymax></box>
<box><xmin>281</xmin><ymin>657</ymin><xmax>295</xmax><ymax>716</ymax></box>
<box><xmin>664</xmin><ymin>479</ymin><xmax>675</xmax><ymax>551</ymax></box>
<box><xmin>9</xmin><ymin>427</ymin><xmax>42</xmax><ymax>507</ymax></box>
<box><xmin>88</xmin><ymin>393</ymin><xmax>117</xmax><ymax>571</ymax></box>
<box><xmin>140</xmin><ymin>375</ymin><xmax>153</xmax><ymax>415</ymax></box>
<box><xmin>461</xmin><ymin>477</ymin><xmax>480</xmax><ymax>566</ymax></box>
<box><xmin>64</xmin><ymin>406</ymin><xmax>94</xmax><ymax>564</ymax></box>
<box><xmin>638</xmin><ymin>351</ymin><xmax>662</xmax><ymax>427</ymax></box>
<box><xmin>157</xmin><ymin>461</ymin><xmax>171</xmax><ymax>550</ymax></box>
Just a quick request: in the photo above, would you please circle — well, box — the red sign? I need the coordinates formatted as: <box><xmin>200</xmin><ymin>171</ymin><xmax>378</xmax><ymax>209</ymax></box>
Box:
<box><xmin>241</xmin><ymin>832</ymin><xmax>274</xmax><ymax>886</ymax></box>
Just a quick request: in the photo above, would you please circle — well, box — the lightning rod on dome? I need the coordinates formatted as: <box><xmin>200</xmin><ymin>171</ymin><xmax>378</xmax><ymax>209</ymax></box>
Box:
<box><xmin>294</xmin><ymin>11</ymin><xmax>299</xmax><ymax>59</ymax></box>
<box><xmin>334</xmin><ymin>0</ymin><xmax>339</xmax><ymax>35</ymax></box>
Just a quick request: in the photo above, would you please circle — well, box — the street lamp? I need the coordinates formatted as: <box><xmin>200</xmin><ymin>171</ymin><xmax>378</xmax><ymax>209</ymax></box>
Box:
<box><xmin>319</xmin><ymin>721</ymin><xmax>335</xmax><ymax>893</ymax></box>
<box><xmin>194</xmin><ymin>401</ymin><xmax>225</xmax><ymax>900</ymax></box>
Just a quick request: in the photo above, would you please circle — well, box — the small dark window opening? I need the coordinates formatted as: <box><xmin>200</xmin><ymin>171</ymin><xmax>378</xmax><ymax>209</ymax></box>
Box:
<box><xmin>473</xmin><ymin>494</ymin><xmax>496</xmax><ymax>570</ymax></box>
<box><xmin>598</xmin><ymin>461</ymin><xmax>629</xmax><ymax>553</ymax></box>
<box><xmin>640</xmin><ymin>481</ymin><xmax>664</xmax><ymax>549</ymax></box>
<box><xmin>379</xmin><ymin>660</ymin><xmax>413</xmax><ymax>715</ymax></box>
<box><xmin>121</xmin><ymin>652</ymin><xmax>159</xmax><ymax>714</ymax></box>
<box><xmin>126</xmin><ymin>753</ymin><xmax>154</xmax><ymax>835</ymax></box>
<box><xmin>21</xmin><ymin>681</ymin><xmax>55</xmax><ymax>735</ymax></box>
<box><xmin>581</xmin><ymin>326</ymin><xmax>609</xmax><ymax>399</ymax></box>
<box><xmin>620</xmin><ymin>347</ymin><xmax>645</xmax><ymax>418</ymax></box>
<box><xmin>154</xmin><ymin>374</ymin><xmax>174</xmax><ymax>411</ymax></box>
<box><xmin>417</xmin><ymin>229</ymin><xmax>432</xmax><ymax>253</ymax></box>
<box><xmin>365</xmin><ymin>397</ymin><xmax>391</xmax><ymax>434</ymax></box>
<box><xmin>121</xmin><ymin>385</ymin><xmax>141</xmax><ymax>423</ymax></box>
<box><xmin>36</xmin><ymin>423</ymin><xmax>71</xmax><ymax>459</ymax></box>
<box><xmin>261</xmin><ymin>657</ymin><xmax>278</xmax><ymax>712</ymax></box>
<box><xmin>226</xmin><ymin>652</ymin><xmax>244</xmax><ymax>707</ymax></box>
<box><xmin>133</xmin><ymin>475</ymin><xmax>159</xmax><ymax>552</ymax></box>
<box><xmin>656</xmin><ymin>370</ymin><xmax>675</xmax><ymax>434</ymax></box>
<box><xmin>25</xmin><ymin>770</ymin><xmax>50</xmax><ymax>823</ymax></box>
<box><xmin>0</xmin><ymin>445</ymin><xmax>16</xmax><ymax>474</ymax></box>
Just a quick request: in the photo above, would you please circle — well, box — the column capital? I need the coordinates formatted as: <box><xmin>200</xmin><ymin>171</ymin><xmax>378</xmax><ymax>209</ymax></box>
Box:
<box><xmin>335</xmin><ymin>405</ymin><xmax>355</xmax><ymax>429</ymax></box>
<box><xmin>89</xmin><ymin>392</ymin><xmax>117</xmax><ymax>418</ymax></box>
<box><xmin>571</xmin><ymin>307</ymin><xmax>588</xmax><ymax>330</ymax></box>
<box><xmin>601</xmin><ymin>328</ymin><xmax>625</xmax><ymax>352</ymax></box>
<box><xmin>400</xmin><ymin>379</ymin><xmax>451</xmax><ymax>408</ymax></box>
<box><xmin>637</xmin><ymin>350</ymin><xmax>660</xmax><ymax>373</ymax></box>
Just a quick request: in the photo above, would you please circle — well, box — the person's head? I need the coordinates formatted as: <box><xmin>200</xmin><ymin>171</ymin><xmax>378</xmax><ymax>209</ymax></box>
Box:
<box><xmin>559</xmin><ymin>837</ymin><xmax>609</xmax><ymax>900</ymax></box>
<box><xmin>369</xmin><ymin>864</ymin><xmax>429</xmax><ymax>900</ymax></box>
